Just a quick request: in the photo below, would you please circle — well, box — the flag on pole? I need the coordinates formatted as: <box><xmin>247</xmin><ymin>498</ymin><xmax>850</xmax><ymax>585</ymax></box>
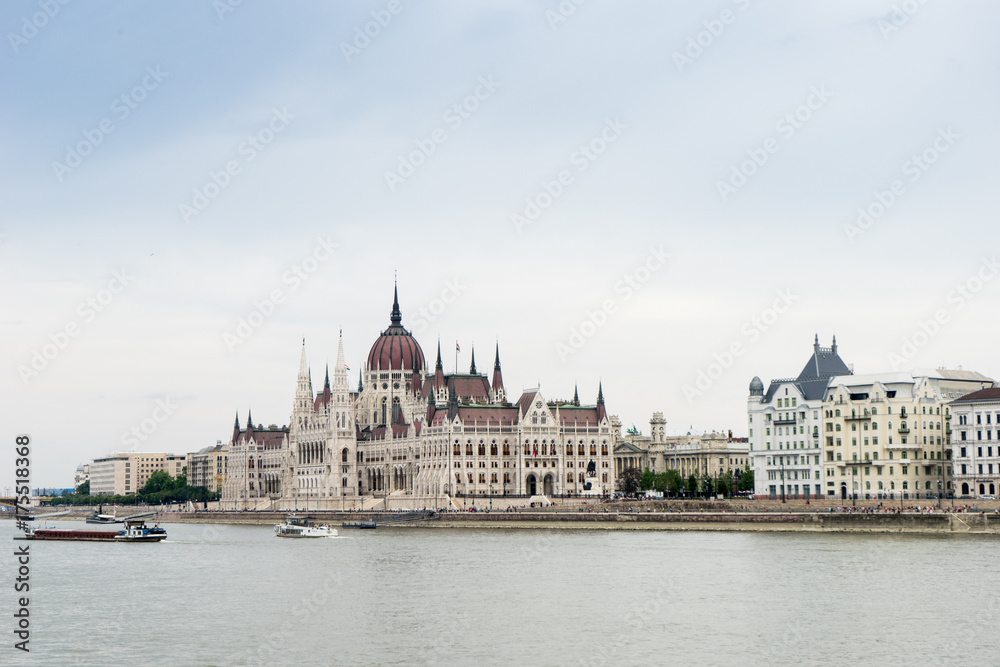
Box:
<box><xmin>456</xmin><ymin>341</ymin><xmax>461</xmax><ymax>352</ymax></box>
<box><xmin>344</xmin><ymin>364</ymin><xmax>350</xmax><ymax>371</ymax></box>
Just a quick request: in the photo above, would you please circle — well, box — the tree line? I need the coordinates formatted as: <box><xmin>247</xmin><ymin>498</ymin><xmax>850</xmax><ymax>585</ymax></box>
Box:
<box><xmin>50</xmin><ymin>470</ymin><xmax>219</xmax><ymax>506</ymax></box>
<box><xmin>619</xmin><ymin>465</ymin><xmax>754</xmax><ymax>498</ymax></box>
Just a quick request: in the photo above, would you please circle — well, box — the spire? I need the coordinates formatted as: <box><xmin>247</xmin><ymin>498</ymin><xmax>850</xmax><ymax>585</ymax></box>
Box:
<box><xmin>335</xmin><ymin>330</ymin><xmax>348</xmax><ymax>386</ymax></box>
<box><xmin>294</xmin><ymin>339</ymin><xmax>315</xmax><ymax>415</ymax></box>
<box><xmin>298</xmin><ymin>338</ymin><xmax>309</xmax><ymax>377</ymax></box>
<box><xmin>491</xmin><ymin>341</ymin><xmax>505</xmax><ymax>403</ymax></box>
<box><xmin>436</xmin><ymin>339</ymin><xmax>443</xmax><ymax>370</ymax></box>
<box><xmin>573</xmin><ymin>384</ymin><xmax>579</xmax><ymax>406</ymax></box>
<box><xmin>247</xmin><ymin>408</ymin><xmax>254</xmax><ymax>430</ymax></box>
<box><xmin>831</xmin><ymin>335</ymin><xmax>838</xmax><ymax>354</ymax></box>
<box><xmin>814</xmin><ymin>334</ymin><xmax>820</xmax><ymax>354</ymax></box>
<box><xmin>357</xmin><ymin>369</ymin><xmax>364</xmax><ymax>393</ymax></box>
<box><xmin>470</xmin><ymin>346</ymin><xmax>477</xmax><ymax>374</ymax></box>
<box><xmin>390</xmin><ymin>280</ymin><xmax>402</xmax><ymax>326</ymax></box>
<box><xmin>233</xmin><ymin>411</ymin><xmax>240</xmax><ymax>430</ymax></box>
<box><xmin>597</xmin><ymin>382</ymin><xmax>604</xmax><ymax>406</ymax></box>
<box><xmin>324</xmin><ymin>363</ymin><xmax>331</xmax><ymax>391</ymax></box>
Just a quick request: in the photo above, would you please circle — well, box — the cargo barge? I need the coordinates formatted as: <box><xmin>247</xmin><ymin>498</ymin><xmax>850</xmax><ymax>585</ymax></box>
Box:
<box><xmin>16</xmin><ymin>519</ymin><xmax>167</xmax><ymax>542</ymax></box>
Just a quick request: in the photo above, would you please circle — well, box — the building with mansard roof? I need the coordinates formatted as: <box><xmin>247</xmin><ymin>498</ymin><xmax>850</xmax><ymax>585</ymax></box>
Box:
<box><xmin>221</xmin><ymin>285</ymin><xmax>615</xmax><ymax>509</ymax></box>
<box><xmin>747</xmin><ymin>335</ymin><xmax>851</xmax><ymax>500</ymax></box>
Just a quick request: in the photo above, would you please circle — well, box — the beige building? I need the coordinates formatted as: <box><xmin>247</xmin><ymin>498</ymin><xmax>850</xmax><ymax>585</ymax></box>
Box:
<box><xmin>187</xmin><ymin>444</ymin><xmax>229</xmax><ymax>494</ymax></box>
<box><xmin>89</xmin><ymin>452</ymin><xmax>188</xmax><ymax>496</ymax></box>
<box><xmin>822</xmin><ymin>370</ymin><xmax>993</xmax><ymax>501</ymax></box>
<box><xmin>614</xmin><ymin>412</ymin><xmax>750</xmax><ymax>485</ymax></box>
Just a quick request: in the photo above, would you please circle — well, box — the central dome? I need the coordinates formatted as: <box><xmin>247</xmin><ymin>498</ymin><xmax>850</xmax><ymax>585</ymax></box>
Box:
<box><xmin>366</xmin><ymin>286</ymin><xmax>425</xmax><ymax>372</ymax></box>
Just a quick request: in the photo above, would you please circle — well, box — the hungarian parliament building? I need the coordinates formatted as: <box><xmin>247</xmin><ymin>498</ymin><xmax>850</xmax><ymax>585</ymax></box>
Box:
<box><xmin>221</xmin><ymin>286</ymin><xmax>615</xmax><ymax>509</ymax></box>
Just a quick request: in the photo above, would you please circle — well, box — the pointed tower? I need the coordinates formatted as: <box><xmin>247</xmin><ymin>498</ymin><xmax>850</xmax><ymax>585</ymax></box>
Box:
<box><xmin>434</xmin><ymin>339</ymin><xmax>447</xmax><ymax>404</ymax></box>
<box><xmin>246</xmin><ymin>408</ymin><xmax>254</xmax><ymax>432</ymax></box>
<box><xmin>293</xmin><ymin>339</ymin><xmax>315</xmax><ymax>421</ymax></box>
<box><xmin>231</xmin><ymin>411</ymin><xmax>241</xmax><ymax>444</ymax></box>
<box><xmin>573</xmin><ymin>384</ymin><xmax>579</xmax><ymax>406</ymax></box>
<box><xmin>596</xmin><ymin>382</ymin><xmax>606</xmax><ymax>421</ymax></box>
<box><xmin>491</xmin><ymin>342</ymin><xmax>505</xmax><ymax>403</ymax></box>
<box><xmin>470</xmin><ymin>346</ymin><xmax>477</xmax><ymax>375</ymax></box>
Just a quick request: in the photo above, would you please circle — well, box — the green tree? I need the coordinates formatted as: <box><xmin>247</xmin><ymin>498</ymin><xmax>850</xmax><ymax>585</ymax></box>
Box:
<box><xmin>640</xmin><ymin>468</ymin><xmax>655</xmax><ymax>491</ymax></box>
<box><xmin>716</xmin><ymin>472</ymin><xmax>732</xmax><ymax>498</ymax></box>
<box><xmin>738</xmin><ymin>465</ymin><xmax>755</xmax><ymax>492</ymax></box>
<box><xmin>142</xmin><ymin>471</ymin><xmax>175</xmax><ymax>494</ymax></box>
<box><xmin>686</xmin><ymin>474</ymin><xmax>699</xmax><ymax>496</ymax></box>
<box><xmin>620</xmin><ymin>468</ymin><xmax>642</xmax><ymax>495</ymax></box>
<box><xmin>76</xmin><ymin>480</ymin><xmax>90</xmax><ymax>495</ymax></box>
<box><xmin>702</xmin><ymin>473</ymin><xmax>715</xmax><ymax>498</ymax></box>
<box><xmin>665</xmin><ymin>469</ymin><xmax>684</xmax><ymax>496</ymax></box>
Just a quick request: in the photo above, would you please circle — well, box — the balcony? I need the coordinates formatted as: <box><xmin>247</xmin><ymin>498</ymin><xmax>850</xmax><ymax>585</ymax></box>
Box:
<box><xmin>898</xmin><ymin>426</ymin><xmax>911</xmax><ymax>434</ymax></box>
<box><xmin>773</xmin><ymin>417</ymin><xmax>797</xmax><ymax>426</ymax></box>
<box><xmin>845</xmin><ymin>413</ymin><xmax>872</xmax><ymax>421</ymax></box>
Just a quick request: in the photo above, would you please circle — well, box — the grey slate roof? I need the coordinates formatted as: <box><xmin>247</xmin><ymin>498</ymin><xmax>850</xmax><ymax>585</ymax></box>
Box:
<box><xmin>762</xmin><ymin>336</ymin><xmax>852</xmax><ymax>403</ymax></box>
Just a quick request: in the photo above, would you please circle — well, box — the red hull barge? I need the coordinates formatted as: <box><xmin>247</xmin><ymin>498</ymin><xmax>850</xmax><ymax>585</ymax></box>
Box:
<box><xmin>17</xmin><ymin>519</ymin><xmax>166</xmax><ymax>542</ymax></box>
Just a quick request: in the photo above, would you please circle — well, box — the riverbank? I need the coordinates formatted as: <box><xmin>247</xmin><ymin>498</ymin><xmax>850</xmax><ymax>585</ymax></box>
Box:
<box><xmin>130</xmin><ymin>509</ymin><xmax>1000</xmax><ymax>534</ymax></box>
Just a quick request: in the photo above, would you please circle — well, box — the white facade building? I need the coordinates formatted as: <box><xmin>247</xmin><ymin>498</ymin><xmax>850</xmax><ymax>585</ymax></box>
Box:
<box><xmin>748</xmin><ymin>336</ymin><xmax>850</xmax><ymax>500</ymax></box>
<box><xmin>950</xmin><ymin>388</ymin><xmax>1000</xmax><ymax>499</ymax></box>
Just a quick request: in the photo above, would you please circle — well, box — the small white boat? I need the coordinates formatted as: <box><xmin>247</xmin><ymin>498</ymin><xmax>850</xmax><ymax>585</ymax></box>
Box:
<box><xmin>274</xmin><ymin>516</ymin><xmax>337</xmax><ymax>538</ymax></box>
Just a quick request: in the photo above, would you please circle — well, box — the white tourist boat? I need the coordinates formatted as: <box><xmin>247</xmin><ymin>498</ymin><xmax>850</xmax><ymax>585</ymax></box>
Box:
<box><xmin>274</xmin><ymin>516</ymin><xmax>337</xmax><ymax>538</ymax></box>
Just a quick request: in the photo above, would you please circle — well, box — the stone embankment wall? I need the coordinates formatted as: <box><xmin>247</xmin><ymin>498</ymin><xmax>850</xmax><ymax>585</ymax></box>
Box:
<box><xmin>144</xmin><ymin>509</ymin><xmax>1000</xmax><ymax>533</ymax></box>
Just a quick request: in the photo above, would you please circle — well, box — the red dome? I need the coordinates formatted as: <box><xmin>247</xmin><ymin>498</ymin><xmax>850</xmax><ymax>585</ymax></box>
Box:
<box><xmin>366</xmin><ymin>287</ymin><xmax>426</xmax><ymax>372</ymax></box>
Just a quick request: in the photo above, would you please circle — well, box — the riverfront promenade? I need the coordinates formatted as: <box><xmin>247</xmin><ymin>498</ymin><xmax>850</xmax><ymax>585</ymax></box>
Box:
<box><xmin>14</xmin><ymin>499</ymin><xmax>1000</xmax><ymax>534</ymax></box>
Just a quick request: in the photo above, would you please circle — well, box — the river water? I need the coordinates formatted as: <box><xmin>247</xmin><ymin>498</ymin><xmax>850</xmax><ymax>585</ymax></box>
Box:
<box><xmin>4</xmin><ymin>519</ymin><xmax>999</xmax><ymax>666</ymax></box>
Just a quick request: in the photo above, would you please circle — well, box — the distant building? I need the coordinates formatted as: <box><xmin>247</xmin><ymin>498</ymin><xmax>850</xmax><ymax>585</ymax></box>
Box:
<box><xmin>89</xmin><ymin>452</ymin><xmax>187</xmax><ymax>496</ymax></box>
<box><xmin>747</xmin><ymin>335</ymin><xmax>851</xmax><ymax>500</ymax></box>
<box><xmin>949</xmin><ymin>387</ymin><xmax>1000</xmax><ymax>499</ymax></box>
<box><xmin>613</xmin><ymin>412</ymin><xmax>749</xmax><ymax>486</ymax></box>
<box><xmin>822</xmin><ymin>369</ymin><xmax>993</xmax><ymax>501</ymax></box>
<box><xmin>74</xmin><ymin>463</ymin><xmax>90</xmax><ymax>490</ymax></box>
<box><xmin>187</xmin><ymin>443</ymin><xmax>229</xmax><ymax>494</ymax></box>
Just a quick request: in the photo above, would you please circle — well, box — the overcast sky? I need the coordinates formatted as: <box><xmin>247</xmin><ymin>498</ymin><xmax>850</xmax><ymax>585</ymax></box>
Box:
<box><xmin>3</xmin><ymin>1</ymin><xmax>999</xmax><ymax>487</ymax></box>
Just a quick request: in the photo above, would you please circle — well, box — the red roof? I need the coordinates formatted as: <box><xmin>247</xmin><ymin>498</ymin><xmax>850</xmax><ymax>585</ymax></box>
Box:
<box><xmin>952</xmin><ymin>388</ymin><xmax>1000</xmax><ymax>403</ymax></box>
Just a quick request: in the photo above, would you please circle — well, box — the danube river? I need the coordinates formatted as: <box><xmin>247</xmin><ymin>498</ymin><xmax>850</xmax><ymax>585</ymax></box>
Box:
<box><xmin>5</xmin><ymin>520</ymin><xmax>999</xmax><ymax>666</ymax></box>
